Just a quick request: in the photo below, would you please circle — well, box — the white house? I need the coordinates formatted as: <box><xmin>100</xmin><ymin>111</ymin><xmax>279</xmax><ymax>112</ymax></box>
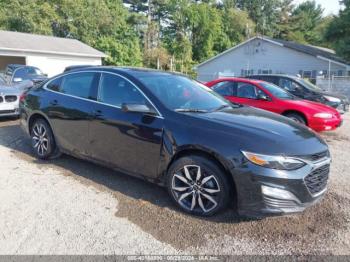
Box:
<box><xmin>195</xmin><ymin>36</ymin><xmax>350</xmax><ymax>82</ymax></box>
<box><xmin>0</xmin><ymin>30</ymin><xmax>106</xmax><ymax>77</ymax></box>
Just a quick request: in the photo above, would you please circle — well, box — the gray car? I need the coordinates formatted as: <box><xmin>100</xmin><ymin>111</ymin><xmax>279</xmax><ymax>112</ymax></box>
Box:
<box><xmin>0</xmin><ymin>75</ymin><xmax>33</xmax><ymax>117</ymax></box>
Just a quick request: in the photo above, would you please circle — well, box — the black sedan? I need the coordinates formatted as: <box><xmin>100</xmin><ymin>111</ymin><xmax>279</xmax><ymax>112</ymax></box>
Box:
<box><xmin>19</xmin><ymin>67</ymin><xmax>331</xmax><ymax>217</ymax></box>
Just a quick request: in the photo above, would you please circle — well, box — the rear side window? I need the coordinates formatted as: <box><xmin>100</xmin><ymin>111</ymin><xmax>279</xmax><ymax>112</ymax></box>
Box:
<box><xmin>98</xmin><ymin>73</ymin><xmax>146</xmax><ymax>107</ymax></box>
<box><xmin>212</xmin><ymin>81</ymin><xmax>235</xmax><ymax>96</ymax></box>
<box><xmin>60</xmin><ymin>72</ymin><xmax>97</xmax><ymax>99</ymax></box>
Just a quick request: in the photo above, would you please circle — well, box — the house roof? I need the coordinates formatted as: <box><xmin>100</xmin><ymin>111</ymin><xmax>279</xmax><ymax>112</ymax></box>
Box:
<box><xmin>265</xmin><ymin>36</ymin><xmax>349</xmax><ymax>66</ymax></box>
<box><xmin>195</xmin><ymin>36</ymin><xmax>350</xmax><ymax>69</ymax></box>
<box><xmin>0</xmin><ymin>30</ymin><xmax>106</xmax><ymax>58</ymax></box>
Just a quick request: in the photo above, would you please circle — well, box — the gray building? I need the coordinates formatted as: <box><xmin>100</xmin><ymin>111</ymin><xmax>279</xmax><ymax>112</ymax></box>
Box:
<box><xmin>195</xmin><ymin>36</ymin><xmax>350</xmax><ymax>82</ymax></box>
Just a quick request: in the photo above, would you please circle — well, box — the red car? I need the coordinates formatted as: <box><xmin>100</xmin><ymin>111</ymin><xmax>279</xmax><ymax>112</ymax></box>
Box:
<box><xmin>206</xmin><ymin>78</ymin><xmax>342</xmax><ymax>132</ymax></box>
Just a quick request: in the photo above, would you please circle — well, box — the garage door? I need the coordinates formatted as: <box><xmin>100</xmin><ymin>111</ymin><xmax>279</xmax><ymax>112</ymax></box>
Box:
<box><xmin>0</xmin><ymin>56</ymin><xmax>26</xmax><ymax>71</ymax></box>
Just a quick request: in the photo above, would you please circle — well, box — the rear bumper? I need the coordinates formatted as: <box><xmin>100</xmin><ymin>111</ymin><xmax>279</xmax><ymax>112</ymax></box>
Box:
<box><xmin>233</xmin><ymin>157</ymin><xmax>330</xmax><ymax>218</ymax></box>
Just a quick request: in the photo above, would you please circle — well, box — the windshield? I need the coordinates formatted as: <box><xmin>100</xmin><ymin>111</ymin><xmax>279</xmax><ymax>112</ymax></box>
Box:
<box><xmin>27</xmin><ymin>67</ymin><xmax>44</xmax><ymax>76</ymax></box>
<box><xmin>260</xmin><ymin>82</ymin><xmax>295</xmax><ymax>100</ymax></box>
<box><xmin>297</xmin><ymin>78</ymin><xmax>321</xmax><ymax>91</ymax></box>
<box><xmin>138</xmin><ymin>74</ymin><xmax>230</xmax><ymax>112</ymax></box>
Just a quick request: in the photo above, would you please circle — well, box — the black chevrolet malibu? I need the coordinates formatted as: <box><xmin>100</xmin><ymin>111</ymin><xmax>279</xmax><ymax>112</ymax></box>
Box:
<box><xmin>20</xmin><ymin>67</ymin><xmax>331</xmax><ymax>218</ymax></box>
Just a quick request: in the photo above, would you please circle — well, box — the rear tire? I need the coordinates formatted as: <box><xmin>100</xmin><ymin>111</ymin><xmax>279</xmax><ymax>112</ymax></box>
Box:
<box><xmin>285</xmin><ymin>113</ymin><xmax>306</xmax><ymax>125</ymax></box>
<box><xmin>166</xmin><ymin>155</ymin><xmax>230</xmax><ymax>217</ymax></box>
<box><xmin>30</xmin><ymin>119</ymin><xmax>58</xmax><ymax>160</ymax></box>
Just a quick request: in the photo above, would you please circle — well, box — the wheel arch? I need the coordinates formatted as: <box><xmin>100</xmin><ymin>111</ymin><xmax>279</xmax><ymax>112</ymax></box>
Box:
<box><xmin>28</xmin><ymin>112</ymin><xmax>52</xmax><ymax>133</ymax></box>
<box><xmin>165</xmin><ymin>148</ymin><xmax>237</xmax><ymax>203</ymax></box>
<box><xmin>282</xmin><ymin>110</ymin><xmax>308</xmax><ymax>125</ymax></box>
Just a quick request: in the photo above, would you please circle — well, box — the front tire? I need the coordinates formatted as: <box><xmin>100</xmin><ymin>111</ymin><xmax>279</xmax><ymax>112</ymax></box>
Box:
<box><xmin>166</xmin><ymin>155</ymin><xmax>230</xmax><ymax>216</ymax></box>
<box><xmin>30</xmin><ymin>119</ymin><xmax>57</xmax><ymax>159</ymax></box>
<box><xmin>285</xmin><ymin>113</ymin><xmax>306</xmax><ymax>125</ymax></box>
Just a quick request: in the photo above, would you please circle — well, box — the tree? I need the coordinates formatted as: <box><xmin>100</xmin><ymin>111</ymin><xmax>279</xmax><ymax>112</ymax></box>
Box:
<box><xmin>289</xmin><ymin>0</ymin><xmax>324</xmax><ymax>44</ymax></box>
<box><xmin>325</xmin><ymin>0</ymin><xmax>350</xmax><ymax>61</ymax></box>
<box><xmin>0</xmin><ymin>0</ymin><xmax>58</xmax><ymax>34</ymax></box>
<box><xmin>0</xmin><ymin>0</ymin><xmax>143</xmax><ymax>67</ymax></box>
<box><xmin>235</xmin><ymin>0</ymin><xmax>281</xmax><ymax>36</ymax></box>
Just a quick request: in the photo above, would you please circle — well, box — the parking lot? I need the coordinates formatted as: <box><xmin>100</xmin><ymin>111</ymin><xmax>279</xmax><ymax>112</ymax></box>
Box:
<box><xmin>0</xmin><ymin>114</ymin><xmax>349</xmax><ymax>255</ymax></box>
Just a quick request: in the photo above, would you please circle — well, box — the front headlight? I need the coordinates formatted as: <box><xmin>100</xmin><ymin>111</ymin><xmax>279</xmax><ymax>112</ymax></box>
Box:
<box><xmin>324</xmin><ymin>95</ymin><xmax>341</xmax><ymax>103</ymax></box>
<box><xmin>242</xmin><ymin>151</ymin><xmax>306</xmax><ymax>170</ymax></box>
<box><xmin>314</xmin><ymin>113</ymin><xmax>333</xmax><ymax>119</ymax></box>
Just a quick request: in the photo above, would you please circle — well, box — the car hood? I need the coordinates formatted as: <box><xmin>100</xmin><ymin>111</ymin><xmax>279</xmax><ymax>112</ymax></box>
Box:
<box><xmin>0</xmin><ymin>86</ymin><xmax>25</xmax><ymax>95</ymax></box>
<box><xmin>283</xmin><ymin>99</ymin><xmax>338</xmax><ymax>113</ymax></box>
<box><xmin>319</xmin><ymin>91</ymin><xmax>349</xmax><ymax>103</ymax></box>
<box><xmin>186</xmin><ymin>106</ymin><xmax>328</xmax><ymax>155</ymax></box>
<box><xmin>309</xmin><ymin>89</ymin><xmax>349</xmax><ymax>103</ymax></box>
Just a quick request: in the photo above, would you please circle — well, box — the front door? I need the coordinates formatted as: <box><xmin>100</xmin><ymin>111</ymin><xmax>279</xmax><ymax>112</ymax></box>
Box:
<box><xmin>88</xmin><ymin>72</ymin><xmax>163</xmax><ymax>178</ymax></box>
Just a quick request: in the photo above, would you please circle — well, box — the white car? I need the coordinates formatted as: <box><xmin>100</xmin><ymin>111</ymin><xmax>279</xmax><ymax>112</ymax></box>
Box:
<box><xmin>0</xmin><ymin>75</ymin><xmax>33</xmax><ymax>117</ymax></box>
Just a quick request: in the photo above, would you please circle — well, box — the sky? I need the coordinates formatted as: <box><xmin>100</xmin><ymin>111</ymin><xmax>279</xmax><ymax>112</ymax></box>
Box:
<box><xmin>294</xmin><ymin>0</ymin><xmax>342</xmax><ymax>15</ymax></box>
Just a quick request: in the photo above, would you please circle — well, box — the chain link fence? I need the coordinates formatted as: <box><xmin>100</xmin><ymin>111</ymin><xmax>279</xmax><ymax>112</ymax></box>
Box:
<box><xmin>316</xmin><ymin>76</ymin><xmax>350</xmax><ymax>98</ymax></box>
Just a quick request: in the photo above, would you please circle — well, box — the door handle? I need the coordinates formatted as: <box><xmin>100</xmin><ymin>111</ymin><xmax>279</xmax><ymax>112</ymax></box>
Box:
<box><xmin>92</xmin><ymin>109</ymin><xmax>103</xmax><ymax>117</ymax></box>
<box><xmin>49</xmin><ymin>99</ymin><xmax>58</xmax><ymax>106</ymax></box>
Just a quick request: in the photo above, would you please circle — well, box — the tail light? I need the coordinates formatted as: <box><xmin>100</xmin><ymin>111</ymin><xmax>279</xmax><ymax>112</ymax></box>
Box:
<box><xmin>19</xmin><ymin>92</ymin><xmax>27</xmax><ymax>103</ymax></box>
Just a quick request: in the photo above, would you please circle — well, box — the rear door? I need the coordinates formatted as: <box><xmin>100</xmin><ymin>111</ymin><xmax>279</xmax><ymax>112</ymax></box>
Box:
<box><xmin>88</xmin><ymin>72</ymin><xmax>163</xmax><ymax>178</ymax></box>
<box><xmin>45</xmin><ymin>72</ymin><xmax>100</xmax><ymax>155</ymax></box>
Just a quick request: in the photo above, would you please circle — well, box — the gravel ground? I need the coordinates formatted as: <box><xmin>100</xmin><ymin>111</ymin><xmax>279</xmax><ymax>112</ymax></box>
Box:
<box><xmin>0</xmin><ymin>114</ymin><xmax>349</xmax><ymax>255</ymax></box>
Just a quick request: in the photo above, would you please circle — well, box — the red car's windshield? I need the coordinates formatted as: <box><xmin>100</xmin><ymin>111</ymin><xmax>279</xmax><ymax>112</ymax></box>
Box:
<box><xmin>260</xmin><ymin>82</ymin><xmax>296</xmax><ymax>100</ymax></box>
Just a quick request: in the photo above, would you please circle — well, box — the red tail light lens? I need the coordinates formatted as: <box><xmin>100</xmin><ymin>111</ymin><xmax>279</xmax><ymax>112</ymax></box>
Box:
<box><xmin>19</xmin><ymin>93</ymin><xmax>27</xmax><ymax>102</ymax></box>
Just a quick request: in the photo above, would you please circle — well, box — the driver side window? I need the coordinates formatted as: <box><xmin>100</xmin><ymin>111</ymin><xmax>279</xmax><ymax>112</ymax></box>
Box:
<box><xmin>279</xmin><ymin>78</ymin><xmax>302</xmax><ymax>93</ymax></box>
<box><xmin>98</xmin><ymin>73</ymin><xmax>146</xmax><ymax>107</ymax></box>
<box><xmin>236</xmin><ymin>82</ymin><xmax>258</xmax><ymax>99</ymax></box>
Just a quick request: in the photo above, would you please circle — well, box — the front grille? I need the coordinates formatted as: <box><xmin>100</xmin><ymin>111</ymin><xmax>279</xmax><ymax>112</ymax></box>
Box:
<box><xmin>305</xmin><ymin>164</ymin><xmax>330</xmax><ymax>195</ymax></box>
<box><xmin>0</xmin><ymin>96</ymin><xmax>3</xmax><ymax>103</ymax></box>
<box><xmin>300</xmin><ymin>151</ymin><xmax>330</xmax><ymax>162</ymax></box>
<box><xmin>5</xmin><ymin>95</ymin><xmax>17</xmax><ymax>102</ymax></box>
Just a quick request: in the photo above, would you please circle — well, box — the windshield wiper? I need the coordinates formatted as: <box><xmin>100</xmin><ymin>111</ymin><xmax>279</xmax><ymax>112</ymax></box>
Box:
<box><xmin>213</xmin><ymin>104</ymin><xmax>235</xmax><ymax>112</ymax></box>
<box><xmin>213</xmin><ymin>103</ymin><xmax>242</xmax><ymax>112</ymax></box>
<box><xmin>175</xmin><ymin>108</ymin><xmax>208</xmax><ymax>113</ymax></box>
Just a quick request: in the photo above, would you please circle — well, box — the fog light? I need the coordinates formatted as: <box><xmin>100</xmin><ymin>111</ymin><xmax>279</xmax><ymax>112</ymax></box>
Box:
<box><xmin>325</xmin><ymin>126</ymin><xmax>332</xmax><ymax>130</ymax></box>
<box><xmin>261</xmin><ymin>185</ymin><xmax>300</xmax><ymax>203</ymax></box>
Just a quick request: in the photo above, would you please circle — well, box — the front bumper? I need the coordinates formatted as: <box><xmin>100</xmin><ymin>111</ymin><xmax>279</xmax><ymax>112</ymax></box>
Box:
<box><xmin>0</xmin><ymin>97</ymin><xmax>20</xmax><ymax>117</ymax></box>
<box><xmin>234</xmin><ymin>155</ymin><xmax>330</xmax><ymax>218</ymax></box>
<box><xmin>309</xmin><ymin>116</ymin><xmax>343</xmax><ymax>132</ymax></box>
<box><xmin>0</xmin><ymin>109</ymin><xmax>20</xmax><ymax>117</ymax></box>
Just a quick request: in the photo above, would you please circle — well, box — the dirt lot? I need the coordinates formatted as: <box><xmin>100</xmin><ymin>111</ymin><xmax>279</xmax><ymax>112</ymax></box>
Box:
<box><xmin>0</xmin><ymin>114</ymin><xmax>349</xmax><ymax>255</ymax></box>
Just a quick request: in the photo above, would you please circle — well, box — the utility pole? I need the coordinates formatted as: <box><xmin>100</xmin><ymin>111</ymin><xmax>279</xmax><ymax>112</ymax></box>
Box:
<box><xmin>328</xmin><ymin>59</ymin><xmax>331</xmax><ymax>90</ymax></box>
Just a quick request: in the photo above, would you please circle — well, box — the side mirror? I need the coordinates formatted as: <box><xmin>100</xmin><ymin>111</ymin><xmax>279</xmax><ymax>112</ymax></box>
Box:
<box><xmin>258</xmin><ymin>93</ymin><xmax>270</xmax><ymax>101</ymax></box>
<box><xmin>13</xmin><ymin>77</ymin><xmax>23</xmax><ymax>83</ymax></box>
<box><xmin>121</xmin><ymin>103</ymin><xmax>157</xmax><ymax>116</ymax></box>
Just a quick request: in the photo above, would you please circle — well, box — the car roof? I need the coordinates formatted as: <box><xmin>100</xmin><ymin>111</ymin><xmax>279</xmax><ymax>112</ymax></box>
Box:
<box><xmin>249</xmin><ymin>74</ymin><xmax>298</xmax><ymax>80</ymax></box>
<box><xmin>72</xmin><ymin>66</ymin><xmax>187</xmax><ymax>78</ymax></box>
<box><xmin>7</xmin><ymin>64</ymin><xmax>38</xmax><ymax>70</ymax></box>
<box><xmin>210</xmin><ymin>77</ymin><xmax>265</xmax><ymax>85</ymax></box>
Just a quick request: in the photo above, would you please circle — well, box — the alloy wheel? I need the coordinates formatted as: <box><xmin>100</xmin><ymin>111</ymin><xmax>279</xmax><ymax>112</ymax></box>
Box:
<box><xmin>171</xmin><ymin>165</ymin><xmax>221</xmax><ymax>214</ymax></box>
<box><xmin>32</xmin><ymin>123</ymin><xmax>49</xmax><ymax>157</ymax></box>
